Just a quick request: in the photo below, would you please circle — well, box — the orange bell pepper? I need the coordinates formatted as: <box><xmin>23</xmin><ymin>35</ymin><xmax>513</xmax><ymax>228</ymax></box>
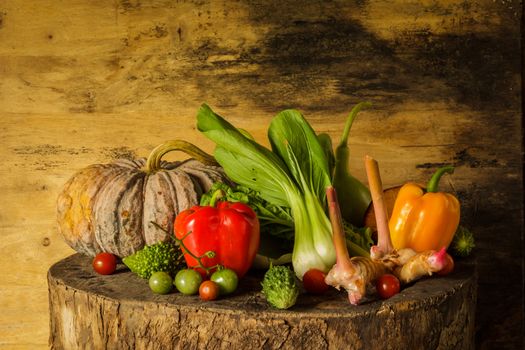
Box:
<box><xmin>388</xmin><ymin>166</ymin><xmax>460</xmax><ymax>252</ymax></box>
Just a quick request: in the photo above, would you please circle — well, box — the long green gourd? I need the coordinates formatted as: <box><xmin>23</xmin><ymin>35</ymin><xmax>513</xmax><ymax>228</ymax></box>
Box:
<box><xmin>333</xmin><ymin>102</ymin><xmax>372</xmax><ymax>226</ymax></box>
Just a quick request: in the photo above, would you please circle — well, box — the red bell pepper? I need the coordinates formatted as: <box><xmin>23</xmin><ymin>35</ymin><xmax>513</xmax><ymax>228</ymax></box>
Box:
<box><xmin>174</xmin><ymin>199</ymin><xmax>260</xmax><ymax>278</ymax></box>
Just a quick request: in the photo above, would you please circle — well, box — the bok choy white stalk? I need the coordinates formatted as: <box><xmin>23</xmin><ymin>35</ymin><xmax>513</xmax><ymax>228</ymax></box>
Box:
<box><xmin>197</xmin><ymin>104</ymin><xmax>336</xmax><ymax>279</ymax></box>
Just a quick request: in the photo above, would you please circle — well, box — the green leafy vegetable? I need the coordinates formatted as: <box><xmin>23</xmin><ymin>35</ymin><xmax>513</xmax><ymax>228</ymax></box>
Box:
<box><xmin>344</xmin><ymin>222</ymin><xmax>373</xmax><ymax>257</ymax></box>
<box><xmin>197</xmin><ymin>104</ymin><xmax>336</xmax><ymax>279</ymax></box>
<box><xmin>197</xmin><ymin>104</ymin><xmax>293</xmax><ymax>208</ymax></box>
<box><xmin>261</xmin><ymin>265</ymin><xmax>299</xmax><ymax>309</ymax></box>
<box><xmin>268</xmin><ymin>109</ymin><xmax>332</xmax><ymax>206</ymax></box>
<box><xmin>317</xmin><ymin>133</ymin><xmax>336</xmax><ymax>174</ymax></box>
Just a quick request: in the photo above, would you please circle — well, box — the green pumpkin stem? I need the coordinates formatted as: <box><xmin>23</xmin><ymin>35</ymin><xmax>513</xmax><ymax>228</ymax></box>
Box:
<box><xmin>145</xmin><ymin>140</ymin><xmax>218</xmax><ymax>173</ymax></box>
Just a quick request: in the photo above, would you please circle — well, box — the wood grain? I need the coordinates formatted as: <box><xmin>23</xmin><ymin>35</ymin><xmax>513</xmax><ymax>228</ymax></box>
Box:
<box><xmin>48</xmin><ymin>254</ymin><xmax>477</xmax><ymax>350</ymax></box>
<box><xmin>0</xmin><ymin>0</ymin><xmax>522</xmax><ymax>348</ymax></box>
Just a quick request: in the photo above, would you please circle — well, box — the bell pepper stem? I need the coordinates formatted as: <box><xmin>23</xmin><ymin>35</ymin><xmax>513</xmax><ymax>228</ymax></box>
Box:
<box><xmin>426</xmin><ymin>166</ymin><xmax>455</xmax><ymax>193</ymax></box>
<box><xmin>338</xmin><ymin>102</ymin><xmax>372</xmax><ymax>148</ymax></box>
<box><xmin>208</xmin><ymin>189</ymin><xmax>225</xmax><ymax>207</ymax></box>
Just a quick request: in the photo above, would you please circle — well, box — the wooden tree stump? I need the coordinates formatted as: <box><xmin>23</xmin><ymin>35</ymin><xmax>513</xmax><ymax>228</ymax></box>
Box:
<box><xmin>48</xmin><ymin>254</ymin><xmax>476</xmax><ymax>349</ymax></box>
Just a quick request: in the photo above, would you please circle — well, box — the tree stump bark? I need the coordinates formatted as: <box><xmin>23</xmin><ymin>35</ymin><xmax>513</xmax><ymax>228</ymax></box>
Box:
<box><xmin>48</xmin><ymin>254</ymin><xmax>476</xmax><ymax>349</ymax></box>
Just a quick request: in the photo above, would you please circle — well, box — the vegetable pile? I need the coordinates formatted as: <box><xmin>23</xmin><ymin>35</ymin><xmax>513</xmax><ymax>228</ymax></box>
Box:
<box><xmin>196</xmin><ymin>103</ymin><xmax>375</xmax><ymax>279</ymax></box>
<box><xmin>60</xmin><ymin>102</ymin><xmax>475</xmax><ymax>308</ymax></box>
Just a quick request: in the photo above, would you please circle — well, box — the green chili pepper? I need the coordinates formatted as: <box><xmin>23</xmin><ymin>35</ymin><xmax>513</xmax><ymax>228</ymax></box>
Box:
<box><xmin>333</xmin><ymin>102</ymin><xmax>372</xmax><ymax>226</ymax></box>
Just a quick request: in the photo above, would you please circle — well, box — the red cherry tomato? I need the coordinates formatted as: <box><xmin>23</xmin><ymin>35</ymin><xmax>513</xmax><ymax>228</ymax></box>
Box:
<box><xmin>199</xmin><ymin>280</ymin><xmax>220</xmax><ymax>301</ymax></box>
<box><xmin>376</xmin><ymin>274</ymin><xmax>400</xmax><ymax>299</ymax></box>
<box><xmin>302</xmin><ymin>268</ymin><xmax>329</xmax><ymax>295</ymax></box>
<box><xmin>436</xmin><ymin>253</ymin><xmax>455</xmax><ymax>276</ymax></box>
<box><xmin>92</xmin><ymin>252</ymin><xmax>117</xmax><ymax>275</ymax></box>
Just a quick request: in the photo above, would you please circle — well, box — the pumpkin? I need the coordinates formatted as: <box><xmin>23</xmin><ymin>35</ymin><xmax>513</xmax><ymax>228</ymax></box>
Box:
<box><xmin>57</xmin><ymin>140</ymin><xmax>231</xmax><ymax>258</ymax></box>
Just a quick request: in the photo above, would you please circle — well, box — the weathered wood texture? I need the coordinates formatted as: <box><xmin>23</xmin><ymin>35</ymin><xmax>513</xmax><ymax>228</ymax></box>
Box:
<box><xmin>0</xmin><ymin>0</ymin><xmax>522</xmax><ymax>348</ymax></box>
<box><xmin>48</xmin><ymin>254</ymin><xmax>477</xmax><ymax>350</ymax></box>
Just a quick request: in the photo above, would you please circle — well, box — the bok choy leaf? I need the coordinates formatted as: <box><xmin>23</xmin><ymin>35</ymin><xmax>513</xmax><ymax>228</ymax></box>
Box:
<box><xmin>197</xmin><ymin>104</ymin><xmax>336</xmax><ymax>279</ymax></box>
<box><xmin>197</xmin><ymin>104</ymin><xmax>294</xmax><ymax>208</ymax></box>
<box><xmin>268</xmin><ymin>110</ymin><xmax>332</xmax><ymax>206</ymax></box>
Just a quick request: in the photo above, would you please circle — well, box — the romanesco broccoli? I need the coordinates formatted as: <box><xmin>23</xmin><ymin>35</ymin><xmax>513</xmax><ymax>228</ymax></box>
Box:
<box><xmin>123</xmin><ymin>241</ymin><xmax>185</xmax><ymax>279</ymax></box>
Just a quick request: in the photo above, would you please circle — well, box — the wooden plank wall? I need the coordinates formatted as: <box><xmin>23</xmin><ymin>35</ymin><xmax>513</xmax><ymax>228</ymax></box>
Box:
<box><xmin>0</xmin><ymin>0</ymin><xmax>522</xmax><ymax>348</ymax></box>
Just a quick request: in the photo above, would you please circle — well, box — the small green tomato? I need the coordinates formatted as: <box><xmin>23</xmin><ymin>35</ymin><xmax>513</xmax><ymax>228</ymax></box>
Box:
<box><xmin>210</xmin><ymin>268</ymin><xmax>238</xmax><ymax>295</ymax></box>
<box><xmin>149</xmin><ymin>271</ymin><xmax>173</xmax><ymax>294</ymax></box>
<box><xmin>174</xmin><ymin>269</ymin><xmax>202</xmax><ymax>295</ymax></box>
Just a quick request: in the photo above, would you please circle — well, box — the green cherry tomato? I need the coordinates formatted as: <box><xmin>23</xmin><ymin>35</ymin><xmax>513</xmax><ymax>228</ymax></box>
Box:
<box><xmin>149</xmin><ymin>271</ymin><xmax>173</xmax><ymax>294</ymax></box>
<box><xmin>210</xmin><ymin>268</ymin><xmax>239</xmax><ymax>295</ymax></box>
<box><xmin>174</xmin><ymin>269</ymin><xmax>202</xmax><ymax>295</ymax></box>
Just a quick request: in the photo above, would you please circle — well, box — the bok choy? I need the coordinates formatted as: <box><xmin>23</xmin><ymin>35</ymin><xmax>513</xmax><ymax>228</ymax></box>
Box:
<box><xmin>197</xmin><ymin>104</ymin><xmax>336</xmax><ymax>279</ymax></box>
